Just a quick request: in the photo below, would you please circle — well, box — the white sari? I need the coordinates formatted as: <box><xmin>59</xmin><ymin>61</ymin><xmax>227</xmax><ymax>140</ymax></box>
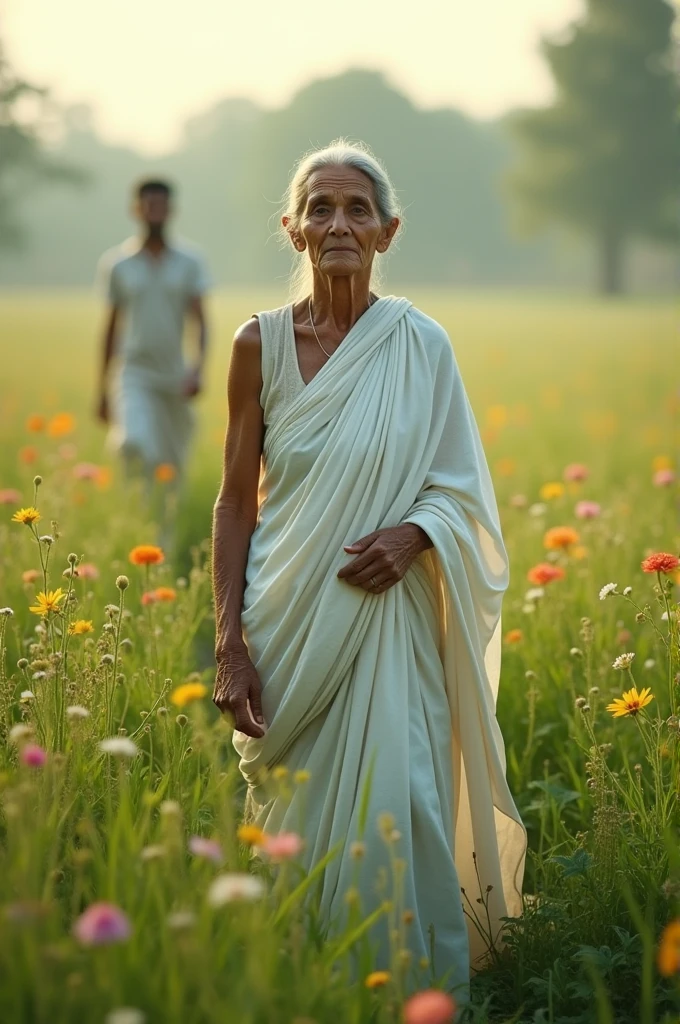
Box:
<box><xmin>233</xmin><ymin>297</ymin><xmax>526</xmax><ymax>994</ymax></box>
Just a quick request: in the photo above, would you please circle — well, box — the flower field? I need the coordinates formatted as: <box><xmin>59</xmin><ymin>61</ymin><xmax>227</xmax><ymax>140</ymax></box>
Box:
<box><xmin>0</xmin><ymin>289</ymin><xmax>678</xmax><ymax>1024</ymax></box>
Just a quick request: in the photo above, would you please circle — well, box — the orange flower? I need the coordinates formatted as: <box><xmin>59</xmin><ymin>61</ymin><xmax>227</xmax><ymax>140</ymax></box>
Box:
<box><xmin>19</xmin><ymin>446</ymin><xmax>38</xmax><ymax>465</ymax></box>
<box><xmin>95</xmin><ymin>467</ymin><xmax>112</xmax><ymax>490</ymax></box>
<box><xmin>154</xmin><ymin>463</ymin><xmax>177</xmax><ymax>483</ymax></box>
<box><xmin>129</xmin><ymin>545</ymin><xmax>164</xmax><ymax>566</ymax></box>
<box><xmin>494</xmin><ymin>457</ymin><xmax>516</xmax><ymax>478</ymax></box>
<box><xmin>527</xmin><ymin>563</ymin><xmax>566</xmax><ymax>586</ymax></box>
<box><xmin>641</xmin><ymin>553</ymin><xmax>680</xmax><ymax>575</ymax></box>
<box><xmin>237</xmin><ymin>824</ymin><xmax>266</xmax><ymax>846</ymax></box>
<box><xmin>153</xmin><ymin>586</ymin><xmax>176</xmax><ymax>602</ymax></box>
<box><xmin>365</xmin><ymin>971</ymin><xmax>391</xmax><ymax>989</ymax></box>
<box><xmin>504</xmin><ymin>629</ymin><xmax>523</xmax><ymax>644</ymax></box>
<box><xmin>544</xmin><ymin>526</ymin><xmax>580</xmax><ymax>550</ymax></box>
<box><xmin>22</xmin><ymin>569</ymin><xmax>40</xmax><ymax>584</ymax></box>
<box><xmin>26</xmin><ymin>415</ymin><xmax>45</xmax><ymax>433</ymax></box>
<box><xmin>657</xmin><ymin>919</ymin><xmax>680</xmax><ymax>977</ymax></box>
<box><xmin>47</xmin><ymin>413</ymin><xmax>75</xmax><ymax>438</ymax></box>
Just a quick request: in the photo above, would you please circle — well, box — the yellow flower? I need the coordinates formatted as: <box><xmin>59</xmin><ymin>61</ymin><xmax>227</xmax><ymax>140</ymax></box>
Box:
<box><xmin>68</xmin><ymin>620</ymin><xmax>94</xmax><ymax>636</ymax></box>
<box><xmin>170</xmin><ymin>682</ymin><xmax>207</xmax><ymax>707</ymax></box>
<box><xmin>293</xmin><ymin>769</ymin><xmax>311</xmax><ymax>784</ymax></box>
<box><xmin>657</xmin><ymin>919</ymin><xmax>680</xmax><ymax>977</ymax></box>
<box><xmin>652</xmin><ymin>455</ymin><xmax>672</xmax><ymax>473</ymax></box>
<box><xmin>237</xmin><ymin>824</ymin><xmax>266</xmax><ymax>846</ymax></box>
<box><xmin>605</xmin><ymin>687</ymin><xmax>654</xmax><ymax>718</ymax></box>
<box><xmin>12</xmin><ymin>507</ymin><xmax>41</xmax><ymax>526</ymax></box>
<box><xmin>539</xmin><ymin>482</ymin><xmax>565</xmax><ymax>501</ymax></box>
<box><xmin>29</xmin><ymin>589</ymin><xmax>65</xmax><ymax>616</ymax></box>
<box><xmin>570</xmin><ymin>545</ymin><xmax>588</xmax><ymax>561</ymax></box>
<box><xmin>272</xmin><ymin>765</ymin><xmax>289</xmax><ymax>781</ymax></box>
<box><xmin>365</xmin><ymin>971</ymin><xmax>391</xmax><ymax>989</ymax></box>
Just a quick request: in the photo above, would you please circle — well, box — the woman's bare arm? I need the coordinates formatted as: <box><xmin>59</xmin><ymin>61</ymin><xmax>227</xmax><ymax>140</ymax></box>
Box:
<box><xmin>211</xmin><ymin>317</ymin><xmax>266</xmax><ymax>737</ymax></box>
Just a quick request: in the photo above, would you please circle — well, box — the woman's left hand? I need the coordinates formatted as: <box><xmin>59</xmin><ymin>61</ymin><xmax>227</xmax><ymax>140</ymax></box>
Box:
<box><xmin>337</xmin><ymin>523</ymin><xmax>432</xmax><ymax>593</ymax></box>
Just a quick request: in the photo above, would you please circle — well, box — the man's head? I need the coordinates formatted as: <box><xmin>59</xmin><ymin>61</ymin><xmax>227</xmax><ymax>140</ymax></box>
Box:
<box><xmin>132</xmin><ymin>179</ymin><xmax>173</xmax><ymax>230</ymax></box>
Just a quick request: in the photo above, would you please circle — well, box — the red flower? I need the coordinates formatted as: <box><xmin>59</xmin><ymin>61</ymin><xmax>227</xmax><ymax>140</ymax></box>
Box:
<box><xmin>641</xmin><ymin>552</ymin><xmax>680</xmax><ymax>575</ymax></box>
<box><xmin>527</xmin><ymin>563</ymin><xmax>566</xmax><ymax>585</ymax></box>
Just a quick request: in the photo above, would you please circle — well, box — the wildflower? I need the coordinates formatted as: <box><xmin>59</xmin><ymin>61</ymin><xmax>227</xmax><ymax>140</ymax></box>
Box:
<box><xmin>141</xmin><ymin>591</ymin><xmax>157</xmax><ymax>606</ymax></box>
<box><xmin>39</xmin><ymin>534</ymin><xmax>54</xmax><ymax>546</ymax></box>
<box><xmin>293</xmin><ymin>769</ymin><xmax>311</xmax><ymax>784</ymax></box>
<box><xmin>170</xmin><ymin>682</ymin><xmax>207</xmax><ymax>707</ymax></box>
<box><xmin>20</xmin><ymin>744</ymin><xmax>46</xmax><ymax>768</ymax></box>
<box><xmin>365</xmin><ymin>971</ymin><xmax>391</xmax><ymax>989</ymax></box>
<box><xmin>599</xmin><ymin>582</ymin><xmax>618</xmax><ymax>601</ymax></box>
<box><xmin>29</xmin><ymin>589</ymin><xmax>65</xmax><ymax>616</ymax></box>
<box><xmin>527</xmin><ymin>502</ymin><xmax>547</xmax><ymax>518</ymax></box>
<box><xmin>20</xmin><ymin>690</ymin><xmax>35</xmax><ymax>700</ymax></box>
<box><xmin>653</xmin><ymin>469</ymin><xmax>675</xmax><ymax>487</ymax></box>
<box><xmin>0</xmin><ymin>607</ymin><xmax>13</xmax><ymax>617</ymax></box>
<box><xmin>544</xmin><ymin>526</ymin><xmax>580</xmax><ymax>550</ymax></box>
<box><xmin>612</xmin><ymin>653</ymin><xmax>635</xmax><ymax>670</ymax></box>
<box><xmin>606</xmin><ymin>686</ymin><xmax>654</xmax><ymax>718</ymax></box>
<box><xmin>575</xmin><ymin>500</ymin><xmax>601</xmax><ymax>519</ymax></box>
<box><xmin>657</xmin><ymin>919</ymin><xmax>680</xmax><ymax>976</ymax></box>
<box><xmin>175</xmin><ymin>714</ymin><xmax>188</xmax><ymax>726</ymax></box>
<box><xmin>525</xmin><ymin>587</ymin><xmax>544</xmax><ymax>601</ymax></box>
<box><xmin>104</xmin><ymin>1009</ymin><xmax>146</xmax><ymax>1024</ymax></box>
<box><xmin>527</xmin><ymin>563</ymin><xmax>566</xmax><ymax>586</ymax></box>
<box><xmin>494</xmin><ymin>457</ymin><xmax>515</xmax><ymax>477</ymax></box>
<box><xmin>188</xmin><ymin>836</ymin><xmax>223</xmax><ymax>863</ymax></box>
<box><xmin>644</xmin><ymin>659</ymin><xmax>656</xmax><ymax>670</ymax></box>
<box><xmin>46</xmin><ymin>412</ymin><xmax>75</xmax><ymax>438</ymax></box>
<box><xmin>68</xmin><ymin>620</ymin><xmax>94</xmax><ymax>636</ymax></box>
<box><xmin>154</xmin><ymin>463</ymin><xmax>177</xmax><ymax>483</ymax></box>
<box><xmin>66</xmin><ymin>705</ymin><xmax>90</xmax><ymax>719</ymax></box>
<box><xmin>272</xmin><ymin>765</ymin><xmax>289</xmax><ymax>780</ymax></box>
<box><xmin>9</xmin><ymin>723</ymin><xmax>33</xmax><ymax>743</ymax></box>
<box><xmin>12</xmin><ymin>507</ymin><xmax>41</xmax><ymax>526</ymax></box>
<box><xmin>159</xmin><ymin>800</ymin><xmax>181</xmax><ymax>817</ymax></box>
<box><xmin>77</xmin><ymin>562</ymin><xmax>99</xmax><ymax>580</ymax></box>
<box><xmin>153</xmin><ymin>586</ymin><xmax>176</xmax><ymax>602</ymax></box>
<box><xmin>641</xmin><ymin>553</ymin><xmax>680</xmax><ymax>575</ymax></box>
<box><xmin>504</xmin><ymin>629</ymin><xmax>523</xmax><ymax>644</ymax></box>
<box><xmin>350</xmin><ymin>841</ymin><xmax>366</xmax><ymax>860</ymax></box>
<box><xmin>95</xmin><ymin>467</ymin><xmax>112</xmax><ymax>490</ymax></box>
<box><xmin>19</xmin><ymin>446</ymin><xmax>38</xmax><ymax>464</ymax></box>
<box><xmin>570</xmin><ymin>647</ymin><xmax>583</xmax><ymax>657</ymax></box>
<box><xmin>623</xmin><ymin>586</ymin><xmax>632</xmax><ymax>596</ymax></box>
<box><xmin>167</xmin><ymin>910</ymin><xmax>196</xmax><ymax>930</ymax></box>
<box><xmin>652</xmin><ymin>455</ymin><xmax>672</xmax><ymax>472</ymax></box>
<box><xmin>129</xmin><ymin>545</ymin><xmax>164</xmax><ymax>566</ymax></box>
<box><xmin>616</xmin><ymin>628</ymin><xmax>632</xmax><ymax>646</ymax></box>
<box><xmin>509</xmin><ymin>493</ymin><xmax>527</xmax><ymax>508</ymax></box>
<box><xmin>575</xmin><ymin>697</ymin><xmax>587</xmax><ymax>708</ymax></box>
<box><xmin>259</xmin><ymin>831</ymin><xmax>304</xmax><ymax>862</ymax></box>
<box><xmin>237</xmin><ymin>824</ymin><xmax>266</xmax><ymax>846</ymax></box>
<box><xmin>207</xmin><ymin>873</ymin><xmax>265</xmax><ymax>906</ymax></box>
<box><xmin>140</xmin><ymin>845</ymin><xmax>166</xmax><ymax>862</ymax></box>
<box><xmin>72</xmin><ymin>463</ymin><xmax>101</xmax><ymax>481</ymax></box>
<box><xmin>0</xmin><ymin>488</ymin><xmax>22</xmax><ymax>505</ymax></box>
<box><xmin>404</xmin><ymin>989</ymin><xmax>457</xmax><ymax>1024</ymax></box>
<box><xmin>539</xmin><ymin>482</ymin><xmax>565</xmax><ymax>501</ymax></box>
<box><xmin>72</xmin><ymin>902</ymin><xmax>131</xmax><ymax>946</ymax></box>
<box><xmin>563</xmin><ymin>463</ymin><xmax>589</xmax><ymax>483</ymax></box>
<box><xmin>99</xmin><ymin>737</ymin><xmax>139</xmax><ymax>758</ymax></box>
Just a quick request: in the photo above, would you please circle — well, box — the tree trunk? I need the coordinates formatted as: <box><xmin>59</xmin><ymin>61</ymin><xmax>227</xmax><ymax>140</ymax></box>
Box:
<box><xmin>599</xmin><ymin>227</ymin><xmax>625</xmax><ymax>295</ymax></box>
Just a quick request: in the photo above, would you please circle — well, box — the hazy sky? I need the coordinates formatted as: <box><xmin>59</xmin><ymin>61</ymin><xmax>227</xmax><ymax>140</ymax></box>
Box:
<box><xmin>6</xmin><ymin>0</ymin><xmax>581</xmax><ymax>155</ymax></box>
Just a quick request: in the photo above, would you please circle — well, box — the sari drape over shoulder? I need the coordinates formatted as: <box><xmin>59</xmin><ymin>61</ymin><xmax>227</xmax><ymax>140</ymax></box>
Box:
<box><xmin>233</xmin><ymin>296</ymin><xmax>526</xmax><ymax>990</ymax></box>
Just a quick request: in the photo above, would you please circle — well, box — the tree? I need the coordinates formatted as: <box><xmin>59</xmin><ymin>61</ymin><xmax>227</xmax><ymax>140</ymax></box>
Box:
<box><xmin>0</xmin><ymin>45</ymin><xmax>85</xmax><ymax>250</ymax></box>
<box><xmin>508</xmin><ymin>0</ymin><xmax>680</xmax><ymax>294</ymax></box>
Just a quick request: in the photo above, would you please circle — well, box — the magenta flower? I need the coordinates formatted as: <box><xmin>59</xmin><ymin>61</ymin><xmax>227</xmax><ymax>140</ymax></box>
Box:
<box><xmin>188</xmin><ymin>836</ymin><xmax>223</xmax><ymax>864</ymax></box>
<box><xmin>563</xmin><ymin>463</ymin><xmax>589</xmax><ymax>483</ymax></box>
<box><xmin>20</xmin><ymin>744</ymin><xmax>46</xmax><ymax>768</ymax></box>
<box><xmin>575</xmin><ymin>500</ymin><xmax>601</xmax><ymax>520</ymax></box>
<box><xmin>653</xmin><ymin>469</ymin><xmax>675</xmax><ymax>487</ymax></box>
<box><xmin>259</xmin><ymin>831</ymin><xmax>304</xmax><ymax>862</ymax></box>
<box><xmin>73</xmin><ymin>902</ymin><xmax>131</xmax><ymax>946</ymax></box>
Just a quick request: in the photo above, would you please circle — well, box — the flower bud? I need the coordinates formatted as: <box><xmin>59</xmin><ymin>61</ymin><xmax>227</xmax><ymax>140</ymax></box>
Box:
<box><xmin>175</xmin><ymin>714</ymin><xmax>188</xmax><ymax>727</ymax></box>
<box><xmin>67</xmin><ymin>553</ymin><xmax>78</xmax><ymax>565</ymax></box>
<box><xmin>116</xmin><ymin>575</ymin><xmax>129</xmax><ymax>591</ymax></box>
<box><xmin>17</xmin><ymin>658</ymin><xmax>28</xmax><ymax>670</ymax></box>
<box><xmin>33</xmin><ymin>475</ymin><xmax>42</xmax><ymax>487</ymax></box>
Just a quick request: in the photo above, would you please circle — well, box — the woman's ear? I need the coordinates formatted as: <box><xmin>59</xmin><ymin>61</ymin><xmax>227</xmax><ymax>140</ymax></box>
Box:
<box><xmin>282</xmin><ymin>215</ymin><xmax>306</xmax><ymax>253</ymax></box>
<box><xmin>376</xmin><ymin>216</ymin><xmax>400</xmax><ymax>254</ymax></box>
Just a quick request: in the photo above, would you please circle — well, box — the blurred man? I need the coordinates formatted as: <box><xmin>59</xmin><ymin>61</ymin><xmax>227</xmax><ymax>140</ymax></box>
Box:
<box><xmin>96</xmin><ymin>178</ymin><xmax>209</xmax><ymax>544</ymax></box>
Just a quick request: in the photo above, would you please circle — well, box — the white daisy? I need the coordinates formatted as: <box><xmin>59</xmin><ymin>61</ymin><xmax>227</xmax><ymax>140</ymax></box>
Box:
<box><xmin>612</xmin><ymin>652</ymin><xmax>635</xmax><ymax>671</ymax></box>
<box><xmin>599</xmin><ymin>583</ymin><xmax>618</xmax><ymax>601</ymax></box>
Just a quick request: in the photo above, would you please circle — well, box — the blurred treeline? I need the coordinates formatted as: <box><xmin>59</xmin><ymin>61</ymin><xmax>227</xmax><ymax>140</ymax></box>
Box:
<box><xmin>1</xmin><ymin>0</ymin><xmax>679</xmax><ymax>293</ymax></box>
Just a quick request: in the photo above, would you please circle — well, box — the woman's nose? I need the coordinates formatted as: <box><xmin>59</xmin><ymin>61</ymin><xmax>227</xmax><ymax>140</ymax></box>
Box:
<box><xmin>329</xmin><ymin>209</ymin><xmax>350</xmax><ymax>234</ymax></box>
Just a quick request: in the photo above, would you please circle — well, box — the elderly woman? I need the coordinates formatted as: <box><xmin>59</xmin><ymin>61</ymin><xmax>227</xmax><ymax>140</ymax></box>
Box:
<box><xmin>211</xmin><ymin>141</ymin><xmax>526</xmax><ymax>999</ymax></box>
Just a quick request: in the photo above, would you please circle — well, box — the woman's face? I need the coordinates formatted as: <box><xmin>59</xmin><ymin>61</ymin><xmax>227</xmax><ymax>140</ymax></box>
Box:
<box><xmin>286</xmin><ymin>165</ymin><xmax>399</xmax><ymax>278</ymax></box>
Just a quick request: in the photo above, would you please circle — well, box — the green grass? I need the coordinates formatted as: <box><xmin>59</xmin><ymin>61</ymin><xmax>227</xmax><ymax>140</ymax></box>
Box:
<box><xmin>0</xmin><ymin>289</ymin><xmax>678</xmax><ymax>1023</ymax></box>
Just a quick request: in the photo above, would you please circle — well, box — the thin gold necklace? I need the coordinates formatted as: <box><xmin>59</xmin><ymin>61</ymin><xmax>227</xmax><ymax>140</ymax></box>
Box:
<box><xmin>307</xmin><ymin>295</ymin><xmax>376</xmax><ymax>359</ymax></box>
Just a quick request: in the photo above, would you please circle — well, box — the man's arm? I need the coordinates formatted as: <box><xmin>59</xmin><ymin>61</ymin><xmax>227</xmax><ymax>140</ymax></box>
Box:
<box><xmin>184</xmin><ymin>294</ymin><xmax>208</xmax><ymax>397</ymax></box>
<box><xmin>96</xmin><ymin>305</ymin><xmax>120</xmax><ymax>424</ymax></box>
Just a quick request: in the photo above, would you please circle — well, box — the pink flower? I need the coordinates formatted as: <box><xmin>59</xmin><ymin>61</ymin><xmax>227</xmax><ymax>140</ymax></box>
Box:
<box><xmin>575</xmin><ymin>500</ymin><xmax>601</xmax><ymax>519</ymax></box>
<box><xmin>0</xmin><ymin>489</ymin><xmax>22</xmax><ymax>505</ymax></box>
<box><xmin>20</xmin><ymin>744</ymin><xmax>46</xmax><ymax>768</ymax></box>
<box><xmin>72</xmin><ymin>462</ymin><xmax>101</xmax><ymax>481</ymax></box>
<box><xmin>188</xmin><ymin>836</ymin><xmax>223</xmax><ymax>863</ymax></box>
<box><xmin>77</xmin><ymin>563</ymin><xmax>99</xmax><ymax>581</ymax></box>
<box><xmin>73</xmin><ymin>902</ymin><xmax>131</xmax><ymax>946</ymax></box>
<box><xmin>563</xmin><ymin>463</ymin><xmax>589</xmax><ymax>483</ymax></box>
<box><xmin>404</xmin><ymin>989</ymin><xmax>457</xmax><ymax>1024</ymax></box>
<box><xmin>259</xmin><ymin>831</ymin><xmax>304</xmax><ymax>862</ymax></box>
<box><xmin>653</xmin><ymin>469</ymin><xmax>675</xmax><ymax>487</ymax></box>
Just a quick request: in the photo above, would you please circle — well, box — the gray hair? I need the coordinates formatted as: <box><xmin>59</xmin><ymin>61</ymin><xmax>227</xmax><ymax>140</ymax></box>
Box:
<box><xmin>280</xmin><ymin>138</ymin><xmax>401</xmax><ymax>301</ymax></box>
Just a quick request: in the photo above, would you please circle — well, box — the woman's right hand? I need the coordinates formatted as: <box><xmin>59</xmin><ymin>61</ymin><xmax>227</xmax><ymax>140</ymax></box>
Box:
<box><xmin>213</xmin><ymin>646</ymin><xmax>266</xmax><ymax>739</ymax></box>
